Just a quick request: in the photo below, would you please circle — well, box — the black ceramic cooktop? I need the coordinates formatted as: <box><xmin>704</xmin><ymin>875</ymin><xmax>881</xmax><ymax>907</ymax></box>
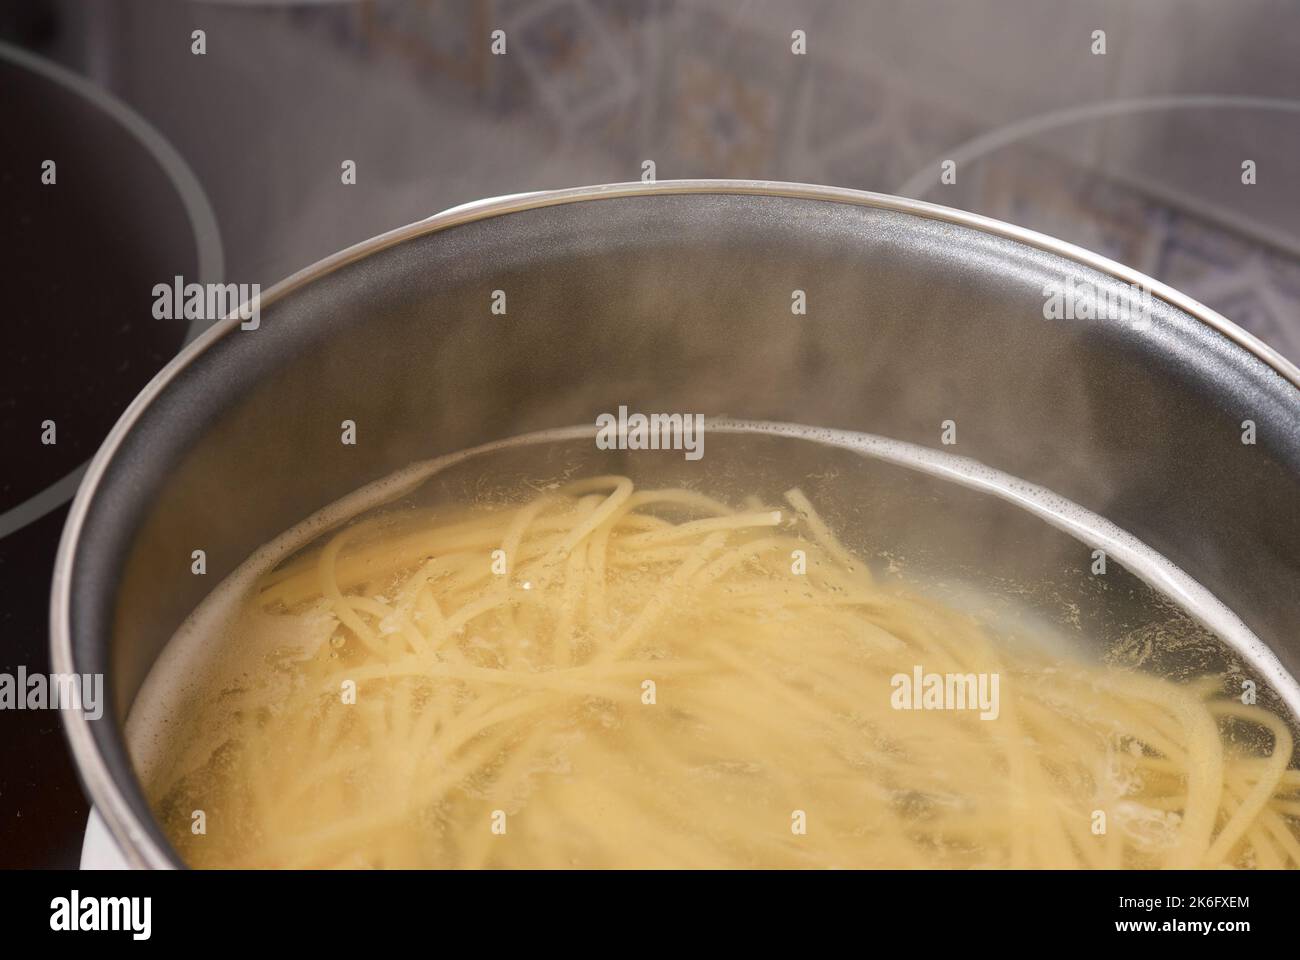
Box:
<box><xmin>1</xmin><ymin>45</ymin><xmax>198</xmax><ymax>869</ymax></box>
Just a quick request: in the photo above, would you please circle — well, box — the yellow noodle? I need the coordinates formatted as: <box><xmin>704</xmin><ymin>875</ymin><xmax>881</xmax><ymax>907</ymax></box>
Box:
<box><xmin>144</xmin><ymin>477</ymin><xmax>1299</xmax><ymax>869</ymax></box>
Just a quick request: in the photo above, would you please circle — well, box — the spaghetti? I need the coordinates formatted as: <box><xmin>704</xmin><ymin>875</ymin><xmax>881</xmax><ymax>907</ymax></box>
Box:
<box><xmin>146</xmin><ymin>477</ymin><xmax>1300</xmax><ymax>869</ymax></box>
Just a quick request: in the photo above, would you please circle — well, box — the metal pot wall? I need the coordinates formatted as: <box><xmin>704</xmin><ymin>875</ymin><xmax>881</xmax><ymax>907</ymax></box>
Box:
<box><xmin>51</xmin><ymin>181</ymin><xmax>1300</xmax><ymax>868</ymax></box>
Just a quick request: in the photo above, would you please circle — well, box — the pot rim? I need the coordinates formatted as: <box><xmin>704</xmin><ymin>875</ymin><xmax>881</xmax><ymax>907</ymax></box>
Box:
<box><xmin>50</xmin><ymin>178</ymin><xmax>1300</xmax><ymax>869</ymax></box>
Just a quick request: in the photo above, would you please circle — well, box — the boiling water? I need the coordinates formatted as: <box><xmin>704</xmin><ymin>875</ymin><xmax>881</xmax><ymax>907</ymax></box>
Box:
<box><xmin>126</xmin><ymin>421</ymin><xmax>1300</xmax><ymax>869</ymax></box>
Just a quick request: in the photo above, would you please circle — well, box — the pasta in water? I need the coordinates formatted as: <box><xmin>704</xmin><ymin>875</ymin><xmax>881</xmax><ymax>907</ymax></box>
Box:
<box><xmin>143</xmin><ymin>475</ymin><xmax>1300</xmax><ymax>869</ymax></box>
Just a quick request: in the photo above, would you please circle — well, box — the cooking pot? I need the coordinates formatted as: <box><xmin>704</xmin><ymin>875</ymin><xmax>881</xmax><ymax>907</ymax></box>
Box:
<box><xmin>51</xmin><ymin>180</ymin><xmax>1300</xmax><ymax>868</ymax></box>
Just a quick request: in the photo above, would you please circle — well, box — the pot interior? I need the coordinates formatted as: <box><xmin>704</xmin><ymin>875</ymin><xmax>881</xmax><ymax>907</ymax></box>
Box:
<box><xmin>62</xmin><ymin>187</ymin><xmax>1300</xmax><ymax>865</ymax></box>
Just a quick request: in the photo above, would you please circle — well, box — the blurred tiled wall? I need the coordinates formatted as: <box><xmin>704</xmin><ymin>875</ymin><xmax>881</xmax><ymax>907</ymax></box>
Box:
<box><xmin>17</xmin><ymin>0</ymin><xmax>1300</xmax><ymax>355</ymax></box>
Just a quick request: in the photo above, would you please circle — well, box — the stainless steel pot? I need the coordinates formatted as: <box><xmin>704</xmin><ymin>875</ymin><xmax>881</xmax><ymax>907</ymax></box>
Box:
<box><xmin>52</xmin><ymin>180</ymin><xmax>1300</xmax><ymax>868</ymax></box>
